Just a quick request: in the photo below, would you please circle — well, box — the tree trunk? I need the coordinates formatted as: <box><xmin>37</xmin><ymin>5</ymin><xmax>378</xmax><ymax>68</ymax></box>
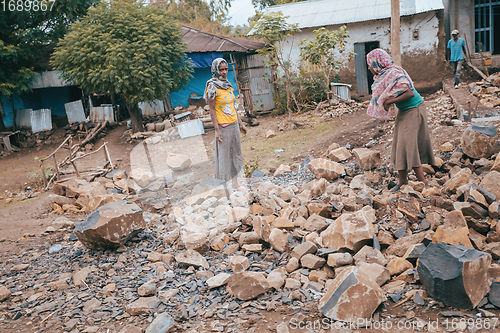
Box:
<box><xmin>0</xmin><ymin>99</ymin><xmax>6</xmax><ymax>131</ymax></box>
<box><xmin>127</xmin><ymin>102</ymin><xmax>144</xmax><ymax>133</ymax></box>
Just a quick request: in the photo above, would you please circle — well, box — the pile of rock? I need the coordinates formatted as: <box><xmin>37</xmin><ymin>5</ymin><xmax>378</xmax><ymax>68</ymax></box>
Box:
<box><xmin>4</xmin><ymin>120</ymin><xmax>500</xmax><ymax>332</ymax></box>
<box><xmin>469</xmin><ymin>71</ymin><xmax>500</xmax><ymax>108</ymax></box>
<box><xmin>426</xmin><ymin>90</ymin><xmax>457</xmax><ymax>124</ymax></box>
<box><xmin>0</xmin><ymin>129</ymin><xmax>55</xmax><ymax>156</ymax></box>
<box><xmin>313</xmin><ymin>99</ymin><xmax>362</xmax><ymax>119</ymax></box>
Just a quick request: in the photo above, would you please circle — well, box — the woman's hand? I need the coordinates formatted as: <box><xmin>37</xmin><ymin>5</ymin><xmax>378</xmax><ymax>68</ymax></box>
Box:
<box><xmin>383</xmin><ymin>98</ymin><xmax>393</xmax><ymax>111</ymax></box>
<box><xmin>215</xmin><ymin>128</ymin><xmax>223</xmax><ymax>143</ymax></box>
<box><xmin>239</xmin><ymin>124</ymin><xmax>247</xmax><ymax>135</ymax></box>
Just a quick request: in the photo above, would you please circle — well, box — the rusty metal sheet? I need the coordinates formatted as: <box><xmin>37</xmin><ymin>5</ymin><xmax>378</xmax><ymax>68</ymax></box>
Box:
<box><xmin>182</xmin><ymin>26</ymin><xmax>264</xmax><ymax>53</ymax></box>
<box><xmin>90</xmin><ymin>106</ymin><xmax>114</xmax><ymax>122</ymax></box>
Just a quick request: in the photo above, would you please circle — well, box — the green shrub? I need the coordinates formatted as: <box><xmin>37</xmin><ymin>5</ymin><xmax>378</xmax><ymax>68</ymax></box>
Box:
<box><xmin>272</xmin><ymin>72</ymin><xmax>340</xmax><ymax>115</ymax></box>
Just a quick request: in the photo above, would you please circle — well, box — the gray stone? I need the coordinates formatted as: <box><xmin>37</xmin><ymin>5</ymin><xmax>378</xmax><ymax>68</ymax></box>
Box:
<box><xmin>417</xmin><ymin>242</ymin><xmax>491</xmax><ymax>309</ymax></box>
<box><xmin>145</xmin><ymin>313</ymin><xmax>175</xmax><ymax>333</ymax></box>
<box><xmin>488</xmin><ymin>282</ymin><xmax>500</xmax><ymax>308</ymax></box>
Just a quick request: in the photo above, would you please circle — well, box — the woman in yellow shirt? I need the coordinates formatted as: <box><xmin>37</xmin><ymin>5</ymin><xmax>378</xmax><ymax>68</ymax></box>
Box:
<box><xmin>204</xmin><ymin>58</ymin><xmax>247</xmax><ymax>190</ymax></box>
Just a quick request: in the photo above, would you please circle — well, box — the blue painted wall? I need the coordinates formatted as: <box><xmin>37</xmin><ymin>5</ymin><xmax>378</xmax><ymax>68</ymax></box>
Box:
<box><xmin>170</xmin><ymin>52</ymin><xmax>239</xmax><ymax>108</ymax></box>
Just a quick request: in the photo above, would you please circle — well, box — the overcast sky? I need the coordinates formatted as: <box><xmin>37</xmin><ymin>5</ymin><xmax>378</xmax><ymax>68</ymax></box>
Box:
<box><xmin>227</xmin><ymin>0</ymin><xmax>256</xmax><ymax>26</ymax></box>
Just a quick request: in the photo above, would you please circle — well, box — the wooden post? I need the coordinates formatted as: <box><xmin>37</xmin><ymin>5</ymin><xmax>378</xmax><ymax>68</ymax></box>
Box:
<box><xmin>41</xmin><ymin>160</ymin><xmax>47</xmax><ymax>186</ymax></box>
<box><xmin>53</xmin><ymin>154</ymin><xmax>60</xmax><ymax>179</ymax></box>
<box><xmin>103</xmin><ymin>142</ymin><xmax>114</xmax><ymax>170</ymax></box>
<box><xmin>391</xmin><ymin>0</ymin><xmax>401</xmax><ymax>66</ymax></box>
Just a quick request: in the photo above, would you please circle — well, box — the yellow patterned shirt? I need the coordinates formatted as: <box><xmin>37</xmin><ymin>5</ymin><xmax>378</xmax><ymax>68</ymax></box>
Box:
<box><xmin>208</xmin><ymin>86</ymin><xmax>237</xmax><ymax>125</ymax></box>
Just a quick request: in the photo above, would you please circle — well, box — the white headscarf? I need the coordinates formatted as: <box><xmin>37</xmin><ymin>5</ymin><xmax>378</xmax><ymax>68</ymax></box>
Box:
<box><xmin>204</xmin><ymin>58</ymin><xmax>233</xmax><ymax>102</ymax></box>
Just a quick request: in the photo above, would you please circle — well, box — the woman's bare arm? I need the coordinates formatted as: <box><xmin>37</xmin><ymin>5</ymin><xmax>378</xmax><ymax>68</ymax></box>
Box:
<box><xmin>383</xmin><ymin>89</ymin><xmax>415</xmax><ymax>110</ymax></box>
<box><xmin>208</xmin><ymin>99</ymin><xmax>222</xmax><ymax>142</ymax></box>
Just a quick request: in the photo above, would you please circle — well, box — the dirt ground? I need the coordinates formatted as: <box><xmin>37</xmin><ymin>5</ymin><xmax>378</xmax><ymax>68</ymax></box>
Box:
<box><xmin>1</xmin><ymin>83</ymin><xmax>499</xmax><ymax>332</ymax></box>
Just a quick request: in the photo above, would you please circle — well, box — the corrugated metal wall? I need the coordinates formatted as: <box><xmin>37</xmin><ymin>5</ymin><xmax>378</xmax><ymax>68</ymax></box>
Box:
<box><xmin>90</xmin><ymin>106</ymin><xmax>115</xmax><ymax>122</ymax></box>
<box><xmin>246</xmin><ymin>54</ymin><xmax>275</xmax><ymax>111</ymax></box>
<box><xmin>139</xmin><ymin>100</ymin><xmax>165</xmax><ymax>116</ymax></box>
<box><xmin>31</xmin><ymin>109</ymin><xmax>52</xmax><ymax>133</ymax></box>
<box><xmin>16</xmin><ymin>109</ymin><xmax>33</xmax><ymax>128</ymax></box>
<box><xmin>65</xmin><ymin>101</ymin><xmax>86</xmax><ymax>123</ymax></box>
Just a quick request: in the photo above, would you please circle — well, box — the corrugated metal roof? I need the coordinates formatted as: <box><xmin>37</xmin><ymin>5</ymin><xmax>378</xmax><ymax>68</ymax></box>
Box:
<box><xmin>182</xmin><ymin>26</ymin><xmax>265</xmax><ymax>53</ymax></box>
<box><xmin>29</xmin><ymin>71</ymin><xmax>73</xmax><ymax>88</ymax></box>
<box><xmin>260</xmin><ymin>0</ymin><xmax>444</xmax><ymax>30</ymax></box>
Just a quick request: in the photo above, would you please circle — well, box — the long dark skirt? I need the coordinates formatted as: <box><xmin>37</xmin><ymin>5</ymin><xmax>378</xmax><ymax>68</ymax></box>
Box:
<box><xmin>215</xmin><ymin>122</ymin><xmax>243</xmax><ymax>181</ymax></box>
<box><xmin>392</xmin><ymin>104</ymin><xmax>435</xmax><ymax>171</ymax></box>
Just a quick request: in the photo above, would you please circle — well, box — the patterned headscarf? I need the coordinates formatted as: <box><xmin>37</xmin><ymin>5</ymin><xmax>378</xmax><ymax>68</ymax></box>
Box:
<box><xmin>204</xmin><ymin>58</ymin><xmax>233</xmax><ymax>102</ymax></box>
<box><xmin>366</xmin><ymin>49</ymin><xmax>414</xmax><ymax>119</ymax></box>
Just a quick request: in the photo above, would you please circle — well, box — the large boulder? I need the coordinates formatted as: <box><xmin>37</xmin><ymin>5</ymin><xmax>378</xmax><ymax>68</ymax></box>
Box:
<box><xmin>308</xmin><ymin>158</ymin><xmax>345</xmax><ymax>181</ymax></box>
<box><xmin>480</xmin><ymin>171</ymin><xmax>500</xmax><ymax>201</ymax></box>
<box><xmin>227</xmin><ymin>272</ymin><xmax>269</xmax><ymax>300</ymax></box>
<box><xmin>74</xmin><ymin>201</ymin><xmax>145</xmax><ymax>249</ymax></box>
<box><xmin>417</xmin><ymin>242</ymin><xmax>491</xmax><ymax>309</ymax></box>
<box><xmin>461</xmin><ymin>123</ymin><xmax>497</xmax><ymax>159</ymax></box>
<box><xmin>320</xmin><ymin>206</ymin><xmax>377</xmax><ymax>251</ymax></box>
<box><xmin>318</xmin><ymin>266</ymin><xmax>386</xmax><ymax>321</ymax></box>
<box><xmin>353</xmin><ymin>148</ymin><xmax>381</xmax><ymax>170</ymax></box>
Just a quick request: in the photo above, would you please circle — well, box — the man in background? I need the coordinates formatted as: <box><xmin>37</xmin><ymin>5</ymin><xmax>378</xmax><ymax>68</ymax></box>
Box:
<box><xmin>447</xmin><ymin>30</ymin><xmax>468</xmax><ymax>88</ymax></box>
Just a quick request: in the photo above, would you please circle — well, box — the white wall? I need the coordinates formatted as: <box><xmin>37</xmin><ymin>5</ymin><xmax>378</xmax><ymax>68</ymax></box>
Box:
<box><xmin>279</xmin><ymin>11</ymin><xmax>441</xmax><ymax>73</ymax></box>
<box><xmin>447</xmin><ymin>0</ymin><xmax>474</xmax><ymax>55</ymax></box>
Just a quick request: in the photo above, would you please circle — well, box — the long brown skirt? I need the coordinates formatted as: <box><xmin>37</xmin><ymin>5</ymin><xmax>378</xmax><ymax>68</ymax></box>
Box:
<box><xmin>392</xmin><ymin>104</ymin><xmax>435</xmax><ymax>171</ymax></box>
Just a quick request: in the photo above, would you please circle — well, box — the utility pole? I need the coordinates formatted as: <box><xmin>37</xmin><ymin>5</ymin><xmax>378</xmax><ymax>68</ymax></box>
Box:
<box><xmin>391</xmin><ymin>0</ymin><xmax>401</xmax><ymax>66</ymax></box>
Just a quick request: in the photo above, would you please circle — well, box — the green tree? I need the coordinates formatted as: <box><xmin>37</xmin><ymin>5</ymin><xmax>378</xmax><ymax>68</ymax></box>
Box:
<box><xmin>300</xmin><ymin>26</ymin><xmax>353</xmax><ymax>101</ymax></box>
<box><xmin>251</xmin><ymin>0</ymin><xmax>305</xmax><ymax>12</ymax></box>
<box><xmin>151</xmin><ymin>0</ymin><xmax>212</xmax><ymax>23</ymax></box>
<box><xmin>252</xmin><ymin>11</ymin><xmax>299</xmax><ymax>119</ymax></box>
<box><xmin>0</xmin><ymin>0</ymin><xmax>98</xmax><ymax>130</ymax></box>
<box><xmin>51</xmin><ymin>0</ymin><xmax>193</xmax><ymax>133</ymax></box>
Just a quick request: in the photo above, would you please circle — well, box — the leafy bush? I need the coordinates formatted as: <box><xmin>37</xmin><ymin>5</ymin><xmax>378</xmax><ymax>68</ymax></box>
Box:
<box><xmin>272</xmin><ymin>72</ymin><xmax>340</xmax><ymax>115</ymax></box>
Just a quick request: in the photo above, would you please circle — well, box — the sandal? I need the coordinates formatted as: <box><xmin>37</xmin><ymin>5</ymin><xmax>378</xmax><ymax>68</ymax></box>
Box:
<box><xmin>390</xmin><ymin>184</ymin><xmax>401</xmax><ymax>193</ymax></box>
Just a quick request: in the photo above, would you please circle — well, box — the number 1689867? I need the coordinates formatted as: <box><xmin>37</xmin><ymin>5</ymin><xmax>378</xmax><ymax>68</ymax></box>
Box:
<box><xmin>1</xmin><ymin>0</ymin><xmax>56</xmax><ymax>12</ymax></box>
